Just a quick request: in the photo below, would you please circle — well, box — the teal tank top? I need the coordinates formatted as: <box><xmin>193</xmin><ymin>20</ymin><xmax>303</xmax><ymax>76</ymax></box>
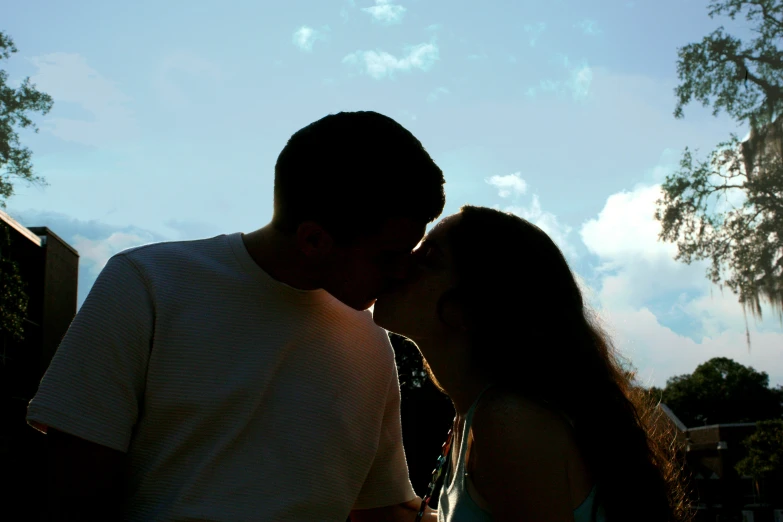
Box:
<box><xmin>436</xmin><ymin>385</ymin><xmax>607</xmax><ymax>522</ymax></box>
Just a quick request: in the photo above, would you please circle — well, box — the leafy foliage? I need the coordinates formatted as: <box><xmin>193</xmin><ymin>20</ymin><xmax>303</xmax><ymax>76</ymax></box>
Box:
<box><xmin>389</xmin><ymin>332</ymin><xmax>430</xmax><ymax>396</ymax></box>
<box><xmin>673</xmin><ymin>0</ymin><xmax>783</xmax><ymax>125</ymax></box>
<box><xmin>655</xmin><ymin>134</ymin><xmax>783</xmax><ymax>328</ymax></box>
<box><xmin>736</xmin><ymin>419</ymin><xmax>783</xmax><ymax>479</ymax></box>
<box><xmin>735</xmin><ymin>418</ymin><xmax>783</xmax><ymax>501</ymax></box>
<box><xmin>0</xmin><ymin>31</ymin><xmax>52</xmax><ymax>341</ymax></box>
<box><xmin>657</xmin><ymin>0</ymin><xmax>783</xmax><ymax>330</ymax></box>
<box><xmin>0</xmin><ymin>31</ymin><xmax>53</xmax><ymax>208</ymax></box>
<box><xmin>0</xmin><ymin>223</ymin><xmax>28</xmax><ymax>342</ymax></box>
<box><xmin>654</xmin><ymin>357</ymin><xmax>783</xmax><ymax>427</ymax></box>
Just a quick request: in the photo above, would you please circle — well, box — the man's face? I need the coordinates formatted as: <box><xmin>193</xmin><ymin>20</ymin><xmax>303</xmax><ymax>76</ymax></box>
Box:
<box><xmin>321</xmin><ymin>217</ymin><xmax>427</xmax><ymax>311</ymax></box>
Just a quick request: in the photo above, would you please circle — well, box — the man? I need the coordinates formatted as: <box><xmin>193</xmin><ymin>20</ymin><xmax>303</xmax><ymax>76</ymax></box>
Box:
<box><xmin>27</xmin><ymin>111</ymin><xmax>446</xmax><ymax>521</ymax></box>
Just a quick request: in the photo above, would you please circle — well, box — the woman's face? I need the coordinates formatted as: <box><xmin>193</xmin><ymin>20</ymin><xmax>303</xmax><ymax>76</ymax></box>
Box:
<box><xmin>372</xmin><ymin>213</ymin><xmax>460</xmax><ymax>340</ymax></box>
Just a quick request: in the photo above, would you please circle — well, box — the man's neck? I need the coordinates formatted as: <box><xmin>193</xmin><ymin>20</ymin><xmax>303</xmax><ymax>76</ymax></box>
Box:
<box><xmin>242</xmin><ymin>224</ymin><xmax>320</xmax><ymax>291</ymax></box>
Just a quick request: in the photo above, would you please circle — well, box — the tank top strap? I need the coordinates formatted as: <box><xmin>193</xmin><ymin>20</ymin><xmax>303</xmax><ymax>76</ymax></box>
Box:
<box><xmin>458</xmin><ymin>383</ymin><xmax>496</xmax><ymax>466</ymax></box>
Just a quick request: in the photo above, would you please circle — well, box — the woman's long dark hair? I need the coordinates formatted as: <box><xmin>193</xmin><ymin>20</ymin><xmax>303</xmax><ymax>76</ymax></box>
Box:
<box><xmin>438</xmin><ymin>205</ymin><xmax>691</xmax><ymax>522</ymax></box>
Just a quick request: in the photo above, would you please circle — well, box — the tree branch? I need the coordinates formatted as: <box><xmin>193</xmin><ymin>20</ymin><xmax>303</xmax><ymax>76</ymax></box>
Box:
<box><xmin>759</xmin><ymin>1</ymin><xmax>783</xmax><ymax>31</ymax></box>
<box><xmin>737</xmin><ymin>51</ymin><xmax>783</xmax><ymax>69</ymax></box>
<box><xmin>729</xmin><ymin>55</ymin><xmax>783</xmax><ymax>96</ymax></box>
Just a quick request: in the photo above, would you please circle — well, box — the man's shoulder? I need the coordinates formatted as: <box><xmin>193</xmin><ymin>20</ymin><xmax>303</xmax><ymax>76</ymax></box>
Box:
<box><xmin>321</xmin><ymin>304</ymin><xmax>396</xmax><ymax>364</ymax></box>
<box><xmin>115</xmin><ymin>233</ymin><xmax>234</xmax><ymax>272</ymax></box>
<box><xmin>339</xmin><ymin>306</ymin><xmax>392</xmax><ymax>341</ymax></box>
<box><xmin>119</xmin><ymin>233</ymin><xmax>230</xmax><ymax>256</ymax></box>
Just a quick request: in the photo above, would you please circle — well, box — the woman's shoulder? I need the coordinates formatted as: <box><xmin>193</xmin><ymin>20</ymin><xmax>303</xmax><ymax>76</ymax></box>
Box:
<box><xmin>465</xmin><ymin>389</ymin><xmax>583</xmax><ymax>520</ymax></box>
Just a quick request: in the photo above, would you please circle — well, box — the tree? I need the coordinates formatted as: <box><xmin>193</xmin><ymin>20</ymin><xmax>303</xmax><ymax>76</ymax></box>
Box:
<box><xmin>0</xmin><ymin>224</ymin><xmax>29</xmax><ymax>342</ymax></box>
<box><xmin>389</xmin><ymin>332</ymin><xmax>435</xmax><ymax>398</ymax></box>
<box><xmin>0</xmin><ymin>31</ymin><xmax>52</xmax><ymax>206</ymax></box>
<box><xmin>0</xmin><ymin>31</ymin><xmax>53</xmax><ymax>341</ymax></box>
<box><xmin>654</xmin><ymin>0</ymin><xmax>783</xmax><ymax>339</ymax></box>
<box><xmin>735</xmin><ymin>419</ymin><xmax>783</xmax><ymax>501</ymax></box>
<box><xmin>656</xmin><ymin>357</ymin><xmax>783</xmax><ymax>427</ymax></box>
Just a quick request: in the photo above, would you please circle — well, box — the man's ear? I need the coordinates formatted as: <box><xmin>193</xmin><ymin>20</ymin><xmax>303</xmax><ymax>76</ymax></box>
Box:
<box><xmin>295</xmin><ymin>221</ymin><xmax>334</xmax><ymax>259</ymax></box>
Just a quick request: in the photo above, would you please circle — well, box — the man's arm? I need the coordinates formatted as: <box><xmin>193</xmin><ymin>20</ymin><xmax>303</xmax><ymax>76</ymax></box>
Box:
<box><xmin>350</xmin><ymin>349</ymin><xmax>420</xmax><ymax>514</ymax></box>
<box><xmin>46</xmin><ymin>429</ymin><xmax>126</xmax><ymax>521</ymax></box>
<box><xmin>349</xmin><ymin>497</ymin><xmax>437</xmax><ymax>522</ymax></box>
<box><xmin>27</xmin><ymin>253</ymin><xmax>154</xmax><ymax>520</ymax></box>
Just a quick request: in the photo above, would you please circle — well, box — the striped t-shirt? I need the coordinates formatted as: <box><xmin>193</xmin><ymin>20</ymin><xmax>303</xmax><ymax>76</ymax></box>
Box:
<box><xmin>27</xmin><ymin>232</ymin><xmax>416</xmax><ymax>521</ymax></box>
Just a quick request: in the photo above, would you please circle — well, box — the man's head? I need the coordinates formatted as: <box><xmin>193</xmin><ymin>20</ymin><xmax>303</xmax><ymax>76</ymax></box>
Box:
<box><xmin>271</xmin><ymin>111</ymin><xmax>446</xmax><ymax>310</ymax></box>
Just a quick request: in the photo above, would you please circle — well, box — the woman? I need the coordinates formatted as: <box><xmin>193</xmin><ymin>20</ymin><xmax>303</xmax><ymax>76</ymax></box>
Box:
<box><xmin>373</xmin><ymin>206</ymin><xmax>690</xmax><ymax>522</ymax></box>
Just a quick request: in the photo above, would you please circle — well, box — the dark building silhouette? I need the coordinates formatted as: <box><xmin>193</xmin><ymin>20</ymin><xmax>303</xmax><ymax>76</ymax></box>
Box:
<box><xmin>660</xmin><ymin>405</ymin><xmax>783</xmax><ymax>522</ymax></box>
<box><xmin>0</xmin><ymin>209</ymin><xmax>78</xmax><ymax>516</ymax></box>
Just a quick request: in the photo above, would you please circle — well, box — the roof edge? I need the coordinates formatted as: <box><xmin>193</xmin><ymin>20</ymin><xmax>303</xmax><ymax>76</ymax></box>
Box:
<box><xmin>0</xmin><ymin>208</ymin><xmax>43</xmax><ymax>247</ymax></box>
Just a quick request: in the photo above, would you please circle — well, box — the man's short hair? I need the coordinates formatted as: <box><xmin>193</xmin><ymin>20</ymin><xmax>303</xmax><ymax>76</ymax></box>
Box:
<box><xmin>272</xmin><ymin>111</ymin><xmax>446</xmax><ymax>244</ymax></box>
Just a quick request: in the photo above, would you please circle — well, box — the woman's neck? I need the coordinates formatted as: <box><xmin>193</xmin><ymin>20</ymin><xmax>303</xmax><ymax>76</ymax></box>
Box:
<box><xmin>415</xmin><ymin>338</ymin><xmax>494</xmax><ymax>416</ymax></box>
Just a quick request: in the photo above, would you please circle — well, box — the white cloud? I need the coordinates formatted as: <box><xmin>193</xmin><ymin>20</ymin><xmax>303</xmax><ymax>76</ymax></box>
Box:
<box><xmin>343</xmin><ymin>41</ymin><xmax>439</xmax><ymax>79</ymax></box>
<box><xmin>504</xmin><ymin>196</ymin><xmax>577</xmax><ymax>259</ymax></box>
<box><xmin>486</xmin><ymin>172</ymin><xmax>527</xmax><ymax>198</ymax></box>
<box><xmin>581</xmin><ymin>184</ymin><xmax>677</xmax><ymax>266</ymax></box>
<box><xmin>539</xmin><ymin>79</ymin><xmax>562</xmax><ymax>92</ymax></box>
<box><xmin>554</xmin><ymin>54</ymin><xmax>571</xmax><ymax>68</ymax></box>
<box><xmin>362</xmin><ymin>0</ymin><xmax>406</xmax><ymax>25</ymax></box>
<box><xmin>340</xmin><ymin>0</ymin><xmax>355</xmax><ymax>22</ymax></box>
<box><xmin>29</xmin><ymin>53</ymin><xmax>137</xmax><ymax>146</ymax></box>
<box><xmin>648</xmin><ymin>156</ymin><xmax>677</xmax><ymax>183</ymax></box>
<box><xmin>525</xmin><ymin>57</ymin><xmax>593</xmax><ymax>100</ymax></box>
<box><xmin>684</xmin><ymin>286</ymin><xmax>781</xmax><ymax>338</ymax></box>
<box><xmin>524</xmin><ymin>22</ymin><xmax>546</xmax><ymax>47</ymax></box>
<box><xmin>577</xmin><ymin>162</ymin><xmax>783</xmax><ymax>387</ymax></box>
<box><xmin>600</xmin><ymin>305</ymin><xmax>783</xmax><ymax>388</ymax></box>
<box><xmin>163</xmin><ymin>218</ymin><xmax>221</xmax><ymax>240</ymax></box>
<box><xmin>427</xmin><ymin>86</ymin><xmax>450</xmax><ymax>102</ymax></box>
<box><xmin>293</xmin><ymin>26</ymin><xmax>326</xmax><ymax>52</ymax></box>
<box><xmin>579</xmin><ymin>183</ymin><xmax>709</xmax><ymax>311</ymax></box>
<box><xmin>486</xmin><ymin>173</ymin><xmax>574</xmax><ymax>257</ymax></box>
<box><xmin>570</xmin><ymin>64</ymin><xmax>593</xmax><ymax>100</ymax></box>
<box><xmin>575</xmin><ymin>19</ymin><xmax>602</xmax><ymax>36</ymax></box>
<box><xmin>72</xmin><ymin>232</ymin><xmax>153</xmax><ymax>277</ymax></box>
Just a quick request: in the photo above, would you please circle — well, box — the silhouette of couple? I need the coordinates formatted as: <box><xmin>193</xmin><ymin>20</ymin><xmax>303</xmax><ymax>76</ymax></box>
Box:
<box><xmin>28</xmin><ymin>112</ymin><xmax>685</xmax><ymax>521</ymax></box>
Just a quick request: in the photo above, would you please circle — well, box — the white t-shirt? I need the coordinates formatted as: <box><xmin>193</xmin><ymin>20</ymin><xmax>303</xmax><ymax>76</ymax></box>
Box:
<box><xmin>27</xmin><ymin>232</ymin><xmax>416</xmax><ymax>521</ymax></box>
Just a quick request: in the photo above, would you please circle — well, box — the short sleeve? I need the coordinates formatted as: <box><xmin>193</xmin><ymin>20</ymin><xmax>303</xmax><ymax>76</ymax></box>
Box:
<box><xmin>352</xmin><ymin>363</ymin><xmax>417</xmax><ymax>510</ymax></box>
<box><xmin>26</xmin><ymin>253</ymin><xmax>153</xmax><ymax>453</ymax></box>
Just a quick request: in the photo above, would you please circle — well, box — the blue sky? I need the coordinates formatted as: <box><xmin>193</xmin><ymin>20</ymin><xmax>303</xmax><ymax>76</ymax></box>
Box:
<box><xmin>4</xmin><ymin>0</ymin><xmax>782</xmax><ymax>386</ymax></box>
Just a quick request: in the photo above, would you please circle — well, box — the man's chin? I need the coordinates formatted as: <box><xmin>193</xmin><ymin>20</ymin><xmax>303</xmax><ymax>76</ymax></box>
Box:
<box><xmin>350</xmin><ymin>298</ymin><xmax>376</xmax><ymax>312</ymax></box>
<box><xmin>370</xmin><ymin>297</ymin><xmax>394</xmax><ymax>326</ymax></box>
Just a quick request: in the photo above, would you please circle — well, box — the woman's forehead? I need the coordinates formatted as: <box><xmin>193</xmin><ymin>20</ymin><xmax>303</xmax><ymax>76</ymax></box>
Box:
<box><xmin>420</xmin><ymin>214</ymin><xmax>460</xmax><ymax>258</ymax></box>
